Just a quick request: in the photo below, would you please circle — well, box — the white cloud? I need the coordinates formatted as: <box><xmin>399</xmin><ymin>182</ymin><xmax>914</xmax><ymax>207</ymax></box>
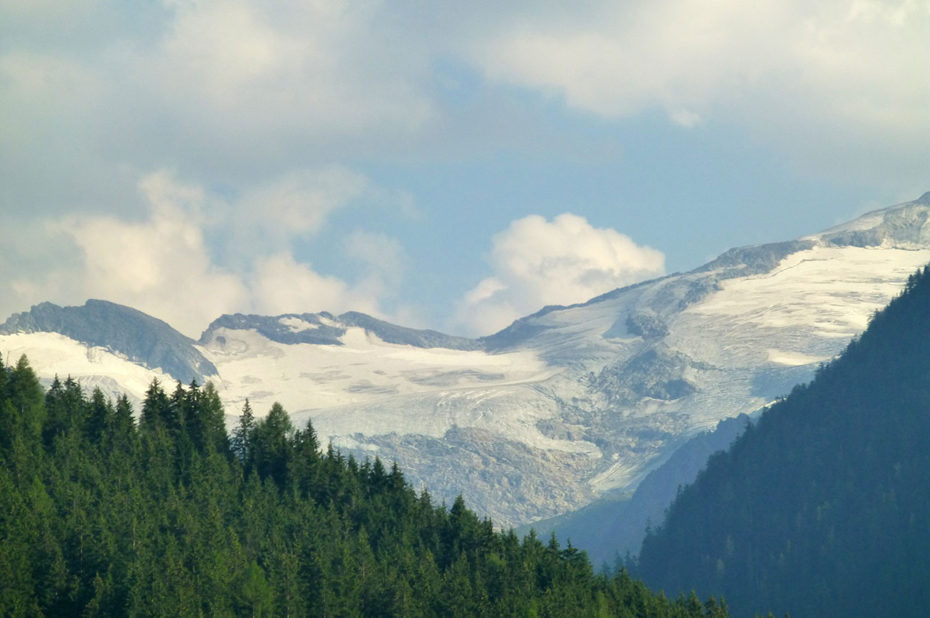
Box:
<box><xmin>343</xmin><ymin>230</ymin><xmax>408</xmax><ymax>283</ymax></box>
<box><xmin>468</xmin><ymin>0</ymin><xmax>930</xmax><ymax>183</ymax></box>
<box><xmin>0</xmin><ymin>172</ymin><xmax>247</xmax><ymax>338</ymax></box>
<box><xmin>250</xmin><ymin>252</ymin><xmax>380</xmax><ymax>317</ymax></box>
<box><xmin>146</xmin><ymin>0</ymin><xmax>435</xmax><ymax>144</ymax></box>
<box><xmin>473</xmin><ymin>0</ymin><xmax>930</xmax><ymax>126</ymax></box>
<box><xmin>4</xmin><ymin>0</ymin><xmax>930</xmax><ymax>210</ymax></box>
<box><xmin>226</xmin><ymin>166</ymin><xmax>371</xmax><ymax>260</ymax></box>
<box><xmin>669</xmin><ymin>108</ymin><xmax>703</xmax><ymax>129</ymax></box>
<box><xmin>252</xmin><ymin>167</ymin><xmax>370</xmax><ymax>234</ymax></box>
<box><xmin>456</xmin><ymin>213</ymin><xmax>665</xmax><ymax>335</ymax></box>
<box><xmin>62</xmin><ymin>171</ymin><xmax>250</xmax><ymax>337</ymax></box>
<box><xmin>0</xmin><ymin>0</ymin><xmax>438</xmax><ymax>218</ymax></box>
<box><xmin>4</xmin><ymin>0</ymin><xmax>930</xmax><ymax>338</ymax></box>
<box><xmin>473</xmin><ymin>2</ymin><xmax>784</xmax><ymax>120</ymax></box>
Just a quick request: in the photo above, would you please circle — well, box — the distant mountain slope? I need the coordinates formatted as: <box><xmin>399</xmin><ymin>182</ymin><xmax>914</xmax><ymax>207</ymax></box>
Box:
<box><xmin>524</xmin><ymin>412</ymin><xmax>752</xmax><ymax>568</ymax></box>
<box><xmin>637</xmin><ymin>264</ymin><xmax>930</xmax><ymax>617</ymax></box>
<box><xmin>2</xmin><ymin>194</ymin><xmax>930</xmax><ymax>528</ymax></box>
<box><xmin>0</xmin><ymin>300</ymin><xmax>215</xmax><ymax>383</ymax></box>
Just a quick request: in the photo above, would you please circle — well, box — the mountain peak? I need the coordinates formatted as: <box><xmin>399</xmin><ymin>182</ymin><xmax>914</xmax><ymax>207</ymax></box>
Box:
<box><xmin>200</xmin><ymin>311</ymin><xmax>481</xmax><ymax>350</ymax></box>
<box><xmin>200</xmin><ymin>312</ymin><xmax>347</xmax><ymax>347</ymax></box>
<box><xmin>0</xmin><ymin>300</ymin><xmax>216</xmax><ymax>383</ymax></box>
<box><xmin>811</xmin><ymin>192</ymin><xmax>930</xmax><ymax>249</ymax></box>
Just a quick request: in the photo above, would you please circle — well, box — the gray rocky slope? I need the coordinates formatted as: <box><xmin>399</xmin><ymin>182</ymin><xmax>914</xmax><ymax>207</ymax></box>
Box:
<box><xmin>0</xmin><ymin>299</ymin><xmax>216</xmax><ymax>383</ymax></box>
<box><xmin>520</xmin><ymin>412</ymin><xmax>753</xmax><ymax>567</ymax></box>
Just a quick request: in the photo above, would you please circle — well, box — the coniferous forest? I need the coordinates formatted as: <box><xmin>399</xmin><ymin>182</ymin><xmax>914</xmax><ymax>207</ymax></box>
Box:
<box><xmin>637</xmin><ymin>265</ymin><xmax>930</xmax><ymax>617</ymax></box>
<box><xmin>0</xmin><ymin>357</ymin><xmax>725</xmax><ymax>616</ymax></box>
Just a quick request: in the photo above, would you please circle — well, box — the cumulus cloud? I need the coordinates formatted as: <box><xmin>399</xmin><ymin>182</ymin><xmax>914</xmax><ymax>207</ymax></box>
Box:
<box><xmin>222</xmin><ymin>166</ymin><xmax>373</xmax><ymax>264</ymax></box>
<box><xmin>457</xmin><ymin>214</ymin><xmax>665</xmax><ymax>335</ymax></box>
<box><xmin>60</xmin><ymin>172</ymin><xmax>249</xmax><ymax>337</ymax></box>
<box><xmin>0</xmin><ymin>0</ymin><xmax>437</xmax><ymax>218</ymax></box>
<box><xmin>474</xmin><ymin>1</ymin><xmax>930</xmax><ymax>125</ymax></box>
<box><xmin>4</xmin><ymin>0</ymin><xmax>930</xmax><ymax>337</ymax></box>
<box><xmin>248</xmin><ymin>167</ymin><xmax>370</xmax><ymax>234</ymax></box>
<box><xmin>250</xmin><ymin>253</ymin><xmax>381</xmax><ymax>317</ymax></box>
<box><xmin>1</xmin><ymin>171</ymin><xmax>248</xmax><ymax>337</ymax></box>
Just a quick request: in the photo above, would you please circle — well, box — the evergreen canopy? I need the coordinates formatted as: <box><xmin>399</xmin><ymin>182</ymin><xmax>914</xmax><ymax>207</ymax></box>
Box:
<box><xmin>0</xmin><ymin>355</ymin><xmax>724</xmax><ymax>617</ymax></box>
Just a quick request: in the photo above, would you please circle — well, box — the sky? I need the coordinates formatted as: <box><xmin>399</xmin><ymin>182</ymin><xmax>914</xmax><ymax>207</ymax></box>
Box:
<box><xmin>2</xmin><ymin>0</ymin><xmax>929</xmax><ymax>338</ymax></box>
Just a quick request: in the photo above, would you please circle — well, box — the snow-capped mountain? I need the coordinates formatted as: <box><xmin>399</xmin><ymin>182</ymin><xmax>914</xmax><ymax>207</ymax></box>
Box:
<box><xmin>3</xmin><ymin>193</ymin><xmax>930</xmax><ymax>527</ymax></box>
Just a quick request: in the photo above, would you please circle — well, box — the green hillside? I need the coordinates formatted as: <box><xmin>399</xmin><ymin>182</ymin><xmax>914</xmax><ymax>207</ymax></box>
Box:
<box><xmin>0</xmin><ymin>355</ymin><xmax>723</xmax><ymax>616</ymax></box>
<box><xmin>638</xmin><ymin>265</ymin><xmax>930</xmax><ymax>617</ymax></box>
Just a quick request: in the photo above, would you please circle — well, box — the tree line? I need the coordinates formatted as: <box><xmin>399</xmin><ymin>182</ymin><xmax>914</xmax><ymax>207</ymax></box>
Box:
<box><xmin>0</xmin><ymin>355</ymin><xmax>725</xmax><ymax>616</ymax></box>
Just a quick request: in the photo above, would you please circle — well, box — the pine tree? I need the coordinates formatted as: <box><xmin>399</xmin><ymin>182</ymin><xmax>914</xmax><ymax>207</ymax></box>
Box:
<box><xmin>250</xmin><ymin>402</ymin><xmax>293</xmax><ymax>488</ymax></box>
<box><xmin>231</xmin><ymin>399</ymin><xmax>255</xmax><ymax>464</ymax></box>
<box><xmin>85</xmin><ymin>387</ymin><xmax>112</xmax><ymax>446</ymax></box>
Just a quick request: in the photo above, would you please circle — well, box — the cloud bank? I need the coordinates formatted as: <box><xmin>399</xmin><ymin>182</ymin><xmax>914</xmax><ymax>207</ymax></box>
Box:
<box><xmin>1</xmin><ymin>170</ymin><xmax>408</xmax><ymax>338</ymax></box>
<box><xmin>3</xmin><ymin>0</ymin><xmax>930</xmax><ymax>208</ymax></box>
<box><xmin>471</xmin><ymin>0</ymin><xmax>930</xmax><ymax>182</ymax></box>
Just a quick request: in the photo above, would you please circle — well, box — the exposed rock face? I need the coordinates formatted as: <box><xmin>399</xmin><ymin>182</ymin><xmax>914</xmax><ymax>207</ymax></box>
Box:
<box><xmin>593</xmin><ymin>346</ymin><xmax>702</xmax><ymax>405</ymax></box>
<box><xmin>0</xmin><ymin>299</ymin><xmax>216</xmax><ymax>383</ymax></box>
<box><xmin>201</xmin><ymin>311</ymin><xmax>481</xmax><ymax>350</ymax></box>
<box><xmin>624</xmin><ymin>312</ymin><xmax>669</xmax><ymax>339</ymax></box>
<box><xmin>521</xmin><ymin>412</ymin><xmax>753</xmax><ymax>566</ymax></box>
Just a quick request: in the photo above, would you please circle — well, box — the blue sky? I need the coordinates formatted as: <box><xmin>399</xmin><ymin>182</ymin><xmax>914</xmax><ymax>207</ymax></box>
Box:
<box><xmin>2</xmin><ymin>1</ymin><xmax>929</xmax><ymax>337</ymax></box>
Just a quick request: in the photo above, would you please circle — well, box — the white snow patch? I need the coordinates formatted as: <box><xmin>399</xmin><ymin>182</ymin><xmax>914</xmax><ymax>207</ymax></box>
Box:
<box><xmin>297</xmin><ymin>383</ymin><xmax>603</xmax><ymax>457</ymax></box>
<box><xmin>589</xmin><ymin>459</ymin><xmax>643</xmax><ymax>492</ymax></box>
<box><xmin>278</xmin><ymin>316</ymin><xmax>319</xmax><ymax>332</ymax></box>
<box><xmin>318</xmin><ymin>315</ymin><xmax>341</xmax><ymax>329</ymax></box>
<box><xmin>806</xmin><ymin>211</ymin><xmax>887</xmax><ymax>239</ymax></box>
<box><xmin>339</xmin><ymin>326</ymin><xmax>380</xmax><ymax>347</ymax></box>
<box><xmin>767</xmin><ymin>349</ymin><xmax>829</xmax><ymax>366</ymax></box>
<box><xmin>199</xmin><ymin>326</ymin><xmax>558</xmax><ymax>430</ymax></box>
<box><xmin>0</xmin><ymin>332</ymin><xmax>172</xmax><ymax>403</ymax></box>
<box><xmin>688</xmin><ymin>246</ymin><xmax>930</xmax><ymax>337</ymax></box>
<box><xmin>331</xmin><ymin>436</ymin><xmax>380</xmax><ymax>452</ymax></box>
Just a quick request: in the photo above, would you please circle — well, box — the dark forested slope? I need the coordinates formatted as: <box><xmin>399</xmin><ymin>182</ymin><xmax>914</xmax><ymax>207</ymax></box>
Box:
<box><xmin>637</xmin><ymin>265</ymin><xmax>930</xmax><ymax>617</ymax></box>
<box><xmin>0</xmin><ymin>355</ymin><xmax>725</xmax><ymax>617</ymax></box>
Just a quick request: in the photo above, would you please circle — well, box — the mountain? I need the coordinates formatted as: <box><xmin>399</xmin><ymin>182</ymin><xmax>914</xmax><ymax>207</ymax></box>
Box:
<box><xmin>636</xmin><ymin>264</ymin><xmax>930</xmax><ymax>618</ymax></box>
<box><xmin>201</xmin><ymin>311</ymin><xmax>480</xmax><ymax>350</ymax></box>
<box><xmin>0</xmin><ymin>300</ymin><xmax>215</xmax><ymax>405</ymax></box>
<box><xmin>522</xmin><ymin>412</ymin><xmax>753</xmax><ymax>568</ymax></box>
<box><xmin>0</xmin><ymin>299</ymin><xmax>216</xmax><ymax>383</ymax></box>
<box><xmin>2</xmin><ymin>193</ymin><xmax>930</xmax><ymax>528</ymax></box>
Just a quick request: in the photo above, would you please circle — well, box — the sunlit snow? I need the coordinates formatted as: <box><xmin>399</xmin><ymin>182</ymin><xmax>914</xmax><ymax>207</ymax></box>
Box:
<box><xmin>0</xmin><ymin>332</ymin><xmax>171</xmax><ymax>406</ymax></box>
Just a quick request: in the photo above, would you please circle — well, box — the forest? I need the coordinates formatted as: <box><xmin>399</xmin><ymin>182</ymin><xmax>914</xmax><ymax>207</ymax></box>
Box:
<box><xmin>0</xmin><ymin>354</ymin><xmax>725</xmax><ymax>616</ymax></box>
<box><xmin>637</xmin><ymin>265</ymin><xmax>930</xmax><ymax>617</ymax></box>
